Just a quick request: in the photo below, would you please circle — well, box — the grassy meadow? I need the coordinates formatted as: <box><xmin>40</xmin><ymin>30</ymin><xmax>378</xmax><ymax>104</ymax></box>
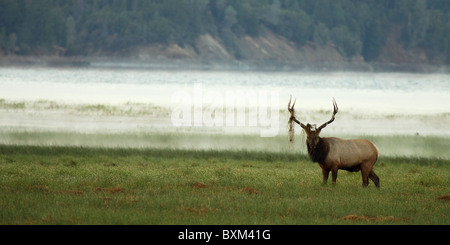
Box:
<box><xmin>0</xmin><ymin>144</ymin><xmax>449</xmax><ymax>225</ymax></box>
<box><xmin>0</xmin><ymin>98</ymin><xmax>449</xmax><ymax>225</ymax></box>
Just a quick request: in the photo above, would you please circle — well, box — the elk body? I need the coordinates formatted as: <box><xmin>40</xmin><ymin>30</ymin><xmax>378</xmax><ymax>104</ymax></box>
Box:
<box><xmin>288</xmin><ymin>96</ymin><xmax>380</xmax><ymax>188</ymax></box>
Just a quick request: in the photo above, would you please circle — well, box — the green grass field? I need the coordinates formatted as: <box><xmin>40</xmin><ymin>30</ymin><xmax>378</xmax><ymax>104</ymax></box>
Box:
<box><xmin>0</xmin><ymin>144</ymin><xmax>448</xmax><ymax>225</ymax></box>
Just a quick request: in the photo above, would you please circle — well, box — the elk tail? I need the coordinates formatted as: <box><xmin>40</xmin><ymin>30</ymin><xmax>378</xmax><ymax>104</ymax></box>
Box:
<box><xmin>373</xmin><ymin>143</ymin><xmax>380</xmax><ymax>159</ymax></box>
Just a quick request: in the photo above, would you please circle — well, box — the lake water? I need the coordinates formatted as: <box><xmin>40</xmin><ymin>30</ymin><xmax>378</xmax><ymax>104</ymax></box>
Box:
<box><xmin>0</xmin><ymin>67</ymin><xmax>449</xmax><ymax>137</ymax></box>
<box><xmin>0</xmin><ymin>67</ymin><xmax>448</xmax><ymax>113</ymax></box>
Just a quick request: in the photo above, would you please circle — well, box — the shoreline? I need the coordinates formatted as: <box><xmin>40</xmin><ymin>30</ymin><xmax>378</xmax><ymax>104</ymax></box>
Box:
<box><xmin>1</xmin><ymin>55</ymin><xmax>449</xmax><ymax>73</ymax></box>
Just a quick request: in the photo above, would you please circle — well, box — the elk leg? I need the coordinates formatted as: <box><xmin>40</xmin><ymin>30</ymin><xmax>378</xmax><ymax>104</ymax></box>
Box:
<box><xmin>369</xmin><ymin>170</ymin><xmax>380</xmax><ymax>188</ymax></box>
<box><xmin>361</xmin><ymin>168</ymin><xmax>370</xmax><ymax>187</ymax></box>
<box><xmin>331</xmin><ymin>167</ymin><xmax>338</xmax><ymax>185</ymax></box>
<box><xmin>321</xmin><ymin>168</ymin><xmax>329</xmax><ymax>184</ymax></box>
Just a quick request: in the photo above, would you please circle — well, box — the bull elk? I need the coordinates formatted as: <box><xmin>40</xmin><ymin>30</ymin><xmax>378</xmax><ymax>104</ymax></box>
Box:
<box><xmin>288</xmin><ymin>96</ymin><xmax>380</xmax><ymax>188</ymax></box>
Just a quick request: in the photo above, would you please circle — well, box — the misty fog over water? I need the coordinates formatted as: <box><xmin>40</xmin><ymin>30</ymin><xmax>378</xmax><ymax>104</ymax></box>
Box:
<box><xmin>0</xmin><ymin>67</ymin><xmax>449</xmax><ymax>138</ymax></box>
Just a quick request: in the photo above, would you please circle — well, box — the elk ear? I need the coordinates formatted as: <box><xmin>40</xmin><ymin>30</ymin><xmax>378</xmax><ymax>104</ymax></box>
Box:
<box><xmin>304</xmin><ymin>123</ymin><xmax>312</xmax><ymax>134</ymax></box>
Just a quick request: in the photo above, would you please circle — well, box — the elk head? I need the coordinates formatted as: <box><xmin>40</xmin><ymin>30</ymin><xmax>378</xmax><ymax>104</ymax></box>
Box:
<box><xmin>288</xmin><ymin>96</ymin><xmax>338</xmax><ymax>150</ymax></box>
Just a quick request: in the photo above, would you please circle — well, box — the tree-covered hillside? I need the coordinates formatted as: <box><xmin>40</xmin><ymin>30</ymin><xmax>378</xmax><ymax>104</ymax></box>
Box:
<box><xmin>0</xmin><ymin>0</ymin><xmax>449</xmax><ymax>64</ymax></box>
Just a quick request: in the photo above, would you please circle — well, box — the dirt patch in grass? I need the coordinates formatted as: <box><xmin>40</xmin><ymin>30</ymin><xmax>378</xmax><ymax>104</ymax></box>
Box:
<box><xmin>191</xmin><ymin>182</ymin><xmax>208</xmax><ymax>189</ymax></box>
<box><xmin>437</xmin><ymin>195</ymin><xmax>450</xmax><ymax>202</ymax></box>
<box><xmin>240</xmin><ymin>186</ymin><xmax>258</xmax><ymax>194</ymax></box>
<box><xmin>24</xmin><ymin>215</ymin><xmax>56</xmax><ymax>225</ymax></box>
<box><xmin>93</xmin><ymin>187</ymin><xmax>124</xmax><ymax>193</ymax></box>
<box><xmin>31</xmin><ymin>185</ymin><xmax>50</xmax><ymax>192</ymax></box>
<box><xmin>60</xmin><ymin>190</ymin><xmax>84</xmax><ymax>195</ymax></box>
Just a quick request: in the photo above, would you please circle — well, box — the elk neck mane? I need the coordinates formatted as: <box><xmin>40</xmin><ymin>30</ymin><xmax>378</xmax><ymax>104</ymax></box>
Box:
<box><xmin>307</xmin><ymin>137</ymin><xmax>330</xmax><ymax>164</ymax></box>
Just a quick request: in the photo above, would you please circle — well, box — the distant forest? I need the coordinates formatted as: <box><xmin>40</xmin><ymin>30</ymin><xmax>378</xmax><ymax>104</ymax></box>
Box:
<box><xmin>0</xmin><ymin>0</ymin><xmax>449</xmax><ymax>63</ymax></box>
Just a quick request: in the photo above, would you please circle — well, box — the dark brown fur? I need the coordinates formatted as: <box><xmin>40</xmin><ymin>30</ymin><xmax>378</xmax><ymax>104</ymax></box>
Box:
<box><xmin>305</xmin><ymin>125</ymin><xmax>329</xmax><ymax>164</ymax></box>
<box><xmin>307</xmin><ymin>138</ymin><xmax>329</xmax><ymax>164</ymax></box>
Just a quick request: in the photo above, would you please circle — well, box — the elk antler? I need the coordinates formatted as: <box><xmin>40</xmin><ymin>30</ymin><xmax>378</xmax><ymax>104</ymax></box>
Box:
<box><xmin>317</xmin><ymin>98</ymin><xmax>338</xmax><ymax>131</ymax></box>
<box><xmin>288</xmin><ymin>95</ymin><xmax>306</xmax><ymax>129</ymax></box>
